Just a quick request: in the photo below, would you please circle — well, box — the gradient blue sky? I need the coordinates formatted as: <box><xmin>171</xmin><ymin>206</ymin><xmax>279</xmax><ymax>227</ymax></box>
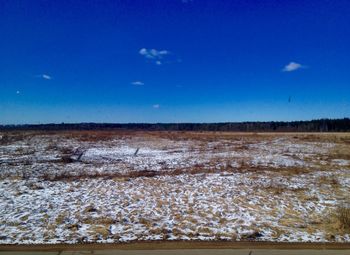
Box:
<box><xmin>1</xmin><ymin>0</ymin><xmax>349</xmax><ymax>124</ymax></box>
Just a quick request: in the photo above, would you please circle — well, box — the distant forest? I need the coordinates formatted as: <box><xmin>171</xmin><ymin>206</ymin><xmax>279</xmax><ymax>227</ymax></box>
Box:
<box><xmin>1</xmin><ymin>118</ymin><xmax>350</xmax><ymax>132</ymax></box>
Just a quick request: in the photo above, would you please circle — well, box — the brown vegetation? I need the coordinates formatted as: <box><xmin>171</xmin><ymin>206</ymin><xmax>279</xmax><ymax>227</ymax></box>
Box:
<box><xmin>337</xmin><ymin>201</ymin><xmax>350</xmax><ymax>232</ymax></box>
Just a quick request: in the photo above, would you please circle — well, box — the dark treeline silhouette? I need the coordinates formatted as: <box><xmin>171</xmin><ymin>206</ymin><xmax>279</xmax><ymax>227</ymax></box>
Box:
<box><xmin>1</xmin><ymin>118</ymin><xmax>350</xmax><ymax>132</ymax></box>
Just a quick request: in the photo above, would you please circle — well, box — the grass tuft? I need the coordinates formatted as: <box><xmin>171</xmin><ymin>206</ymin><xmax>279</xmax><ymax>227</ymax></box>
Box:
<box><xmin>337</xmin><ymin>201</ymin><xmax>350</xmax><ymax>232</ymax></box>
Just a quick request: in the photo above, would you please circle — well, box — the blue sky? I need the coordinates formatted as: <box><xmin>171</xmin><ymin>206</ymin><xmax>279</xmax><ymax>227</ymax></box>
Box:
<box><xmin>0</xmin><ymin>0</ymin><xmax>349</xmax><ymax>124</ymax></box>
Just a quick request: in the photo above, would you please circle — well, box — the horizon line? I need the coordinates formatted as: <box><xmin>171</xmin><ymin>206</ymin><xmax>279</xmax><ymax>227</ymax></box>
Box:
<box><xmin>1</xmin><ymin>117</ymin><xmax>349</xmax><ymax>126</ymax></box>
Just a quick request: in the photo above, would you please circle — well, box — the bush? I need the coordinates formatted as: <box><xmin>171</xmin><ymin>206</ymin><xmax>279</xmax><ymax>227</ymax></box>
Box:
<box><xmin>61</xmin><ymin>155</ymin><xmax>74</xmax><ymax>164</ymax></box>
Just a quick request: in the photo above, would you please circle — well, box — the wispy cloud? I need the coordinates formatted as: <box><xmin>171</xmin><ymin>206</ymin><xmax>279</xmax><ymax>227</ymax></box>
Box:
<box><xmin>131</xmin><ymin>81</ymin><xmax>144</xmax><ymax>86</ymax></box>
<box><xmin>282</xmin><ymin>62</ymin><xmax>305</xmax><ymax>72</ymax></box>
<box><xmin>139</xmin><ymin>48</ymin><xmax>170</xmax><ymax>65</ymax></box>
<box><xmin>36</xmin><ymin>74</ymin><xmax>52</xmax><ymax>80</ymax></box>
<box><xmin>153</xmin><ymin>104</ymin><xmax>160</xmax><ymax>109</ymax></box>
<box><xmin>139</xmin><ymin>48</ymin><xmax>169</xmax><ymax>59</ymax></box>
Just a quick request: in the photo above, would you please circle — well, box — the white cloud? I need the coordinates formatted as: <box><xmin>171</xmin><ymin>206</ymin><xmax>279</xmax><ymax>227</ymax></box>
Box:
<box><xmin>131</xmin><ymin>81</ymin><xmax>144</xmax><ymax>86</ymax></box>
<box><xmin>36</xmin><ymin>74</ymin><xmax>52</xmax><ymax>80</ymax></box>
<box><xmin>282</xmin><ymin>62</ymin><xmax>305</xmax><ymax>72</ymax></box>
<box><xmin>139</xmin><ymin>48</ymin><xmax>169</xmax><ymax>59</ymax></box>
<box><xmin>153</xmin><ymin>104</ymin><xmax>160</xmax><ymax>109</ymax></box>
<box><xmin>42</xmin><ymin>74</ymin><xmax>52</xmax><ymax>80</ymax></box>
<box><xmin>139</xmin><ymin>48</ymin><xmax>170</xmax><ymax>64</ymax></box>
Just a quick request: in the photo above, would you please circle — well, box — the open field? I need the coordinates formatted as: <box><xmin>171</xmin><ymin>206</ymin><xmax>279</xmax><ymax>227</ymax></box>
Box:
<box><xmin>0</xmin><ymin>131</ymin><xmax>350</xmax><ymax>244</ymax></box>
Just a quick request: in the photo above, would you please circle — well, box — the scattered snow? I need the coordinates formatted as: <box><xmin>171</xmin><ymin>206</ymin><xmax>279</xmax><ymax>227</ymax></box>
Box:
<box><xmin>0</xmin><ymin>133</ymin><xmax>349</xmax><ymax>244</ymax></box>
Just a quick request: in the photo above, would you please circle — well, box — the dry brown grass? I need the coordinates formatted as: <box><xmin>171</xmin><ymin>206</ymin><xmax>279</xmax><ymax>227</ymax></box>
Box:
<box><xmin>264</xmin><ymin>178</ymin><xmax>308</xmax><ymax>195</ymax></box>
<box><xmin>328</xmin><ymin>145</ymin><xmax>350</xmax><ymax>160</ymax></box>
<box><xmin>0</xmin><ymin>133</ymin><xmax>26</xmax><ymax>145</ymax></box>
<box><xmin>321</xmin><ymin>200</ymin><xmax>350</xmax><ymax>237</ymax></box>
<box><xmin>280</xmin><ymin>167</ymin><xmax>311</xmax><ymax>176</ymax></box>
<box><xmin>41</xmin><ymin>168</ymin><xmax>163</xmax><ymax>182</ymax></box>
<box><xmin>55</xmin><ymin>212</ymin><xmax>68</xmax><ymax>225</ymax></box>
<box><xmin>82</xmin><ymin>217</ymin><xmax>115</xmax><ymax>225</ymax></box>
<box><xmin>296</xmin><ymin>133</ymin><xmax>350</xmax><ymax>144</ymax></box>
<box><xmin>40</xmin><ymin>162</ymin><xmax>317</xmax><ymax>183</ymax></box>
<box><xmin>318</xmin><ymin>175</ymin><xmax>340</xmax><ymax>187</ymax></box>
<box><xmin>337</xmin><ymin>202</ymin><xmax>350</xmax><ymax>232</ymax></box>
<box><xmin>265</xmin><ymin>184</ymin><xmax>286</xmax><ymax>195</ymax></box>
<box><xmin>89</xmin><ymin>225</ymin><xmax>110</xmax><ymax>239</ymax></box>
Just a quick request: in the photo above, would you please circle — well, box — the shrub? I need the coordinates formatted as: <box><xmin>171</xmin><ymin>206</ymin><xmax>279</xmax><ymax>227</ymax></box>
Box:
<box><xmin>61</xmin><ymin>155</ymin><xmax>74</xmax><ymax>164</ymax></box>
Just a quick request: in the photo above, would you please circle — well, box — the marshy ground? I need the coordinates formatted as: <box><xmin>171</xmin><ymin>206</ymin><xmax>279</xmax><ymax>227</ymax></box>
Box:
<box><xmin>0</xmin><ymin>131</ymin><xmax>349</xmax><ymax>244</ymax></box>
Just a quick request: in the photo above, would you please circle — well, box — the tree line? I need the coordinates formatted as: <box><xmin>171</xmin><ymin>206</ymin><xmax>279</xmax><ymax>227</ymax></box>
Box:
<box><xmin>1</xmin><ymin>118</ymin><xmax>349</xmax><ymax>132</ymax></box>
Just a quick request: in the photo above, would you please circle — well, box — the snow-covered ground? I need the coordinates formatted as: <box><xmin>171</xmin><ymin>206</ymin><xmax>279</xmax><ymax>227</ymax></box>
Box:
<box><xmin>0</xmin><ymin>131</ymin><xmax>349</xmax><ymax>244</ymax></box>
